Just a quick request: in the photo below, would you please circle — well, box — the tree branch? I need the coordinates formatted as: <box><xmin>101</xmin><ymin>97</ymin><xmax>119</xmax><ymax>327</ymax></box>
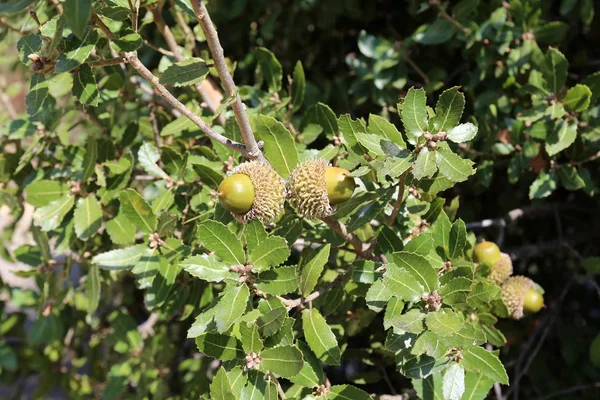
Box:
<box><xmin>88</xmin><ymin>57</ymin><xmax>127</xmax><ymax>67</ymax></box>
<box><xmin>123</xmin><ymin>52</ymin><xmax>250</xmax><ymax>155</ymax></box>
<box><xmin>321</xmin><ymin>217</ymin><xmax>370</xmax><ymax>257</ymax></box>
<box><xmin>190</xmin><ymin>0</ymin><xmax>265</xmax><ymax>161</ymax></box>
<box><xmin>386</xmin><ymin>173</ymin><xmax>408</xmax><ymax>225</ymax></box>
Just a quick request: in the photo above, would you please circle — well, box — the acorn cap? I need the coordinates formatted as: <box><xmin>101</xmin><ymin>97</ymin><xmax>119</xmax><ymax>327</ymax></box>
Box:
<box><xmin>227</xmin><ymin>161</ymin><xmax>285</xmax><ymax>224</ymax></box>
<box><xmin>501</xmin><ymin>276</ymin><xmax>537</xmax><ymax>320</ymax></box>
<box><xmin>489</xmin><ymin>252</ymin><xmax>513</xmax><ymax>285</ymax></box>
<box><xmin>286</xmin><ymin>158</ymin><xmax>333</xmax><ymax>219</ymax></box>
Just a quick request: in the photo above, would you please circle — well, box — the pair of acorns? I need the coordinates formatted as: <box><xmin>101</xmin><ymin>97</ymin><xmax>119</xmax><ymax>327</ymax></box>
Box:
<box><xmin>474</xmin><ymin>241</ymin><xmax>544</xmax><ymax>320</ymax></box>
<box><xmin>217</xmin><ymin>158</ymin><xmax>356</xmax><ymax>224</ymax></box>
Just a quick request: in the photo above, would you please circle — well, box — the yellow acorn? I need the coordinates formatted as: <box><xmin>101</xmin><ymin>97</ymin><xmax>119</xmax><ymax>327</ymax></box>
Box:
<box><xmin>473</xmin><ymin>241</ymin><xmax>502</xmax><ymax>265</ymax></box>
<box><xmin>501</xmin><ymin>276</ymin><xmax>545</xmax><ymax>319</ymax></box>
<box><xmin>217</xmin><ymin>161</ymin><xmax>285</xmax><ymax>224</ymax></box>
<box><xmin>286</xmin><ymin>159</ymin><xmax>356</xmax><ymax>219</ymax></box>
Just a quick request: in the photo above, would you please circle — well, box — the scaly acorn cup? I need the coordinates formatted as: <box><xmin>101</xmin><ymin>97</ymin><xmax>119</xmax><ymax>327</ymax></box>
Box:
<box><xmin>489</xmin><ymin>253</ymin><xmax>514</xmax><ymax>285</ymax></box>
<box><xmin>217</xmin><ymin>161</ymin><xmax>285</xmax><ymax>224</ymax></box>
<box><xmin>501</xmin><ymin>276</ymin><xmax>545</xmax><ymax>320</ymax></box>
<box><xmin>286</xmin><ymin>158</ymin><xmax>356</xmax><ymax>219</ymax></box>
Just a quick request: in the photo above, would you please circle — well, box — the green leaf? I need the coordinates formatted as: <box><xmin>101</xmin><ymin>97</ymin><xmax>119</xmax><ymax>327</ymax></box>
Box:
<box><xmin>436</xmin><ymin>142</ymin><xmax>476</xmax><ymax>183</ymax></box>
<box><xmin>26</xmin><ymin>73</ymin><xmax>50</xmax><ymax>115</ymax></box>
<box><xmin>412</xmin><ymin>373</ymin><xmax>444</xmax><ymax>400</ymax></box>
<box><xmin>181</xmin><ymin>254</ymin><xmax>231</xmax><ymax>283</ymax></box>
<box><xmin>529</xmin><ymin>169</ymin><xmax>558</xmax><ymax>199</ymax></box>
<box><xmin>562</xmin><ymin>84</ymin><xmax>592</xmax><ymax>112</ymax></box>
<box><xmin>160</xmin><ymin>57</ymin><xmax>209</xmax><ymax>87</ymax></box>
<box><xmin>432</xmin><ymin>87</ymin><xmax>465</xmax><ymax>133</ymax></box>
<box><xmin>241</xmin><ymin>370</ymin><xmax>275</xmax><ymax>400</ymax></box>
<box><xmin>533</xmin><ymin>21</ymin><xmax>569</xmax><ymax>44</ymax></box>
<box><xmin>74</xmin><ymin>195</ymin><xmax>103</xmax><ymax>240</ymax></box>
<box><xmin>413</xmin><ymin>148</ymin><xmax>437</xmax><ymax>180</ymax></box>
<box><xmin>0</xmin><ymin>0</ymin><xmax>37</xmax><ymax>14</ymax></box>
<box><xmin>256</xmin><ymin>47</ymin><xmax>283</xmax><ymax>92</ymax></box>
<box><xmin>138</xmin><ymin>142</ymin><xmax>166</xmax><ymax>178</ymax></box>
<box><xmin>25</xmin><ymin>180</ymin><xmax>70</xmax><ymax>207</ymax></box>
<box><xmin>82</xmin><ymin>135</ymin><xmax>97</xmax><ymax>182</ymax></box>
<box><xmin>245</xmin><ymin>220</ymin><xmax>268</xmax><ymax>252</ymax></box>
<box><xmin>326</xmin><ymin>385</ymin><xmax>373</xmax><ymax>400</ymax></box>
<box><xmin>33</xmin><ymin>195</ymin><xmax>75</xmax><ymax>231</ymax></box>
<box><xmin>211</xmin><ymin>367</ymin><xmax>236</xmax><ymax>400</ymax></box>
<box><xmin>355</xmin><ymin>132</ymin><xmax>386</xmax><ymax>157</ymax></box>
<box><xmin>257</xmin><ymin>307</ymin><xmax>287</xmax><ymax>337</ymax></box>
<box><xmin>305</xmin><ymin>102</ymin><xmax>339</xmax><ymax>137</ymax></box>
<box><xmin>256</xmin><ymin>266</ymin><xmax>299</xmax><ymax>295</ymax></box>
<box><xmin>214</xmin><ymin>284</ymin><xmax>250</xmax><ymax>333</ymax></box>
<box><xmin>448</xmin><ymin>219</ymin><xmax>466</xmax><ymax>260</ymax></box>
<box><xmin>462</xmin><ymin>372</ymin><xmax>495</xmax><ymax>400</ymax></box>
<box><xmin>145</xmin><ymin>257</ymin><xmax>182</xmax><ymax>308</ymax></box>
<box><xmin>239</xmin><ymin>322</ymin><xmax>263</xmax><ymax>354</ymax></box>
<box><xmin>425</xmin><ymin>310</ymin><xmax>464</xmax><ymax>337</ymax></box>
<box><xmin>382</xmin><ymin>263</ymin><xmax>423</xmax><ymax>301</ymax></box>
<box><xmin>368</xmin><ymin>114</ymin><xmax>406</xmax><ymax>147</ymax></box>
<box><xmin>401</xmin><ymin>87</ymin><xmax>428</xmax><ymax>140</ymax></box>
<box><xmin>259</xmin><ymin>345</ymin><xmax>304</xmax><ymax>378</ymax></box>
<box><xmin>119</xmin><ymin>189</ymin><xmax>157</xmax><ymax>234</ymax></box>
<box><xmin>338</xmin><ymin>114</ymin><xmax>367</xmax><ymax>149</ymax></box>
<box><xmin>151</xmin><ymin>189</ymin><xmax>174</xmax><ymax>214</ymax></box>
<box><xmin>197</xmin><ymin>220</ymin><xmax>245</xmax><ymax>265</ymax></box>
<box><xmin>558</xmin><ymin>165</ymin><xmax>586</xmax><ymax>191</ymax></box>
<box><xmin>72</xmin><ymin>64</ymin><xmax>98</xmax><ymax>106</ymax></box>
<box><xmin>393</xmin><ymin>309</ymin><xmax>426</xmax><ymax>334</ymax></box>
<box><xmin>0</xmin><ymin>341</ymin><xmax>18</xmax><ymax>371</ymax></box>
<box><xmin>447</xmin><ymin>122</ymin><xmax>478</xmax><ymax>143</ymax></box>
<box><xmin>582</xmin><ymin>71</ymin><xmax>600</xmax><ymax>104</ymax></box>
<box><xmin>583</xmin><ymin>257</ymin><xmax>600</xmax><ymax>275</ymax></box>
<box><xmin>413</xmin><ymin>18</ymin><xmax>455</xmax><ymax>45</ymax></box>
<box><xmin>86</xmin><ymin>264</ymin><xmax>101</xmax><ymax>316</ymax></box>
<box><xmin>290</xmin><ymin>340</ymin><xmax>324</xmax><ymax>387</ymax></box>
<box><xmin>249</xmin><ymin>236</ymin><xmax>290</xmax><ymax>272</ymax></box>
<box><xmin>17</xmin><ymin>34</ymin><xmax>42</xmax><ymax>65</ymax></box>
<box><xmin>393</xmin><ymin>251</ymin><xmax>438</xmax><ymax>293</ymax></box>
<box><xmin>195</xmin><ymin>333</ymin><xmax>244</xmax><ymax>361</ymax></box>
<box><xmin>28</xmin><ymin>314</ymin><xmax>64</xmax><ymax>346</ymax></box>
<box><xmin>379</xmin><ymin>152</ymin><xmax>415</xmax><ymax>179</ymax></box>
<box><xmin>300</xmin><ymin>244</ymin><xmax>330</xmax><ymax>296</ymax></box>
<box><xmin>302</xmin><ymin>308</ymin><xmax>341</xmax><ymax>365</ymax></box>
<box><xmin>64</xmin><ymin>0</ymin><xmax>91</xmax><ymax>39</ymax></box>
<box><xmin>467</xmin><ymin>280</ymin><xmax>501</xmax><ymax>308</ymax></box>
<box><xmin>542</xmin><ymin>47</ymin><xmax>568</xmax><ymax>94</ymax></box>
<box><xmin>253</xmin><ymin>114</ymin><xmax>298</xmax><ymax>178</ymax></box>
<box><xmin>55</xmin><ymin>29</ymin><xmax>98</xmax><ymax>72</ymax></box>
<box><xmin>291</xmin><ymin>61</ymin><xmax>305</xmax><ymax>112</ymax></box>
<box><xmin>461</xmin><ymin>347</ymin><xmax>509</xmax><ymax>385</ymax></box>
<box><xmin>112</xmin><ymin>29</ymin><xmax>142</xmax><ymax>52</ymax></box>
<box><xmin>443</xmin><ymin>363</ymin><xmax>465</xmax><ymax>400</ymax></box>
<box><xmin>105</xmin><ymin>212</ymin><xmax>136</xmax><ymax>245</ymax></box>
<box><xmin>384</xmin><ymin>297</ymin><xmax>406</xmax><ymax>330</ymax></box>
<box><xmin>92</xmin><ymin>244</ymin><xmax>147</xmax><ymax>270</ymax></box>
<box><xmin>131</xmin><ymin>247</ymin><xmax>160</xmax><ymax>289</ymax></box>
<box><xmin>439</xmin><ymin>277</ymin><xmax>471</xmax><ymax>305</ymax></box>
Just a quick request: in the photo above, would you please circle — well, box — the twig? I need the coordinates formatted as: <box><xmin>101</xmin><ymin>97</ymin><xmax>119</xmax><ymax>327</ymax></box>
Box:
<box><xmin>143</xmin><ymin>39</ymin><xmax>175</xmax><ymax>56</ymax></box>
<box><xmin>386</xmin><ymin>173</ymin><xmax>408</xmax><ymax>225</ymax></box>
<box><xmin>129</xmin><ymin>76</ymin><xmax>182</xmax><ymax>118</ymax></box>
<box><xmin>190</xmin><ymin>0</ymin><xmax>265</xmax><ymax>161</ymax></box>
<box><xmin>570</xmin><ymin>150</ymin><xmax>600</xmax><ymax>166</ymax></box>
<box><xmin>123</xmin><ymin>52</ymin><xmax>250</xmax><ymax>155</ymax></box>
<box><xmin>321</xmin><ymin>217</ymin><xmax>370</xmax><ymax>257</ymax></box>
<box><xmin>127</xmin><ymin>0</ymin><xmax>141</xmax><ymax>32</ymax></box>
<box><xmin>138</xmin><ymin>312</ymin><xmax>160</xmax><ymax>339</ymax></box>
<box><xmin>430</xmin><ymin>0</ymin><xmax>471</xmax><ymax>34</ymax></box>
<box><xmin>267</xmin><ymin>372</ymin><xmax>287</xmax><ymax>399</ymax></box>
<box><xmin>0</xmin><ymin>78</ymin><xmax>18</xmax><ymax>119</ymax></box>
<box><xmin>149</xmin><ymin>103</ymin><xmax>161</xmax><ymax>148</ymax></box>
<box><xmin>0</xmin><ymin>18</ymin><xmax>31</xmax><ymax>34</ymax></box>
<box><xmin>405</xmin><ymin>53</ymin><xmax>430</xmax><ymax>84</ymax></box>
<box><xmin>88</xmin><ymin>57</ymin><xmax>128</xmax><ymax>67</ymax></box>
<box><xmin>91</xmin><ymin>11</ymin><xmax>115</xmax><ymax>40</ymax></box>
<box><xmin>534</xmin><ymin>382</ymin><xmax>600</xmax><ymax>400</ymax></box>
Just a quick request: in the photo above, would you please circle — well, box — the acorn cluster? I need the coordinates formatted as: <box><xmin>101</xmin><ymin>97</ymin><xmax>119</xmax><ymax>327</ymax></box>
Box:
<box><xmin>217</xmin><ymin>158</ymin><xmax>356</xmax><ymax>224</ymax></box>
<box><xmin>473</xmin><ymin>241</ymin><xmax>544</xmax><ymax>320</ymax></box>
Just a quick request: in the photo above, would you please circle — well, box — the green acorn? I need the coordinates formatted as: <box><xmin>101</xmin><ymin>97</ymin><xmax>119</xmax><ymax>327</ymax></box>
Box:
<box><xmin>218</xmin><ymin>161</ymin><xmax>285</xmax><ymax>224</ymax></box>
<box><xmin>501</xmin><ymin>276</ymin><xmax>544</xmax><ymax>319</ymax></box>
<box><xmin>489</xmin><ymin>253</ymin><xmax>514</xmax><ymax>285</ymax></box>
<box><xmin>286</xmin><ymin>158</ymin><xmax>356</xmax><ymax>219</ymax></box>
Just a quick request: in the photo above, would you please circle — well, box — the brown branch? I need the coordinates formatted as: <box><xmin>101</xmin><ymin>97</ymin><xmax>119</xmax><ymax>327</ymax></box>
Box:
<box><xmin>143</xmin><ymin>39</ymin><xmax>175</xmax><ymax>56</ymax></box>
<box><xmin>0</xmin><ymin>77</ymin><xmax>18</xmax><ymax>119</ymax></box>
<box><xmin>321</xmin><ymin>217</ymin><xmax>370</xmax><ymax>256</ymax></box>
<box><xmin>127</xmin><ymin>0</ymin><xmax>141</xmax><ymax>32</ymax></box>
<box><xmin>123</xmin><ymin>52</ymin><xmax>250</xmax><ymax>155</ymax></box>
<box><xmin>91</xmin><ymin>11</ymin><xmax>115</xmax><ymax>40</ymax></box>
<box><xmin>267</xmin><ymin>372</ymin><xmax>287</xmax><ymax>399</ymax></box>
<box><xmin>570</xmin><ymin>150</ymin><xmax>600</xmax><ymax>166</ymax></box>
<box><xmin>430</xmin><ymin>0</ymin><xmax>471</xmax><ymax>34</ymax></box>
<box><xmin>386</xmin><ymin>173</ymin><xmax>408</xmax><ymax>225</ymax></box>
<box><xmin>190</xmin><ymin>0</ymin><xmax>265</xmax><ymax>161</ymax></box>
<box><xmin>88</xmin><ymin>57</ymin><xmax>127</xmax><ymax>67</ymax></box>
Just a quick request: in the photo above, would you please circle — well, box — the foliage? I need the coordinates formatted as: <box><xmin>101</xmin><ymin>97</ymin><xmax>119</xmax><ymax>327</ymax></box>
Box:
<box><xmin>0</xmin><ymin>1</ymin><xmax>599</xmax><ymax>400</ymax></box>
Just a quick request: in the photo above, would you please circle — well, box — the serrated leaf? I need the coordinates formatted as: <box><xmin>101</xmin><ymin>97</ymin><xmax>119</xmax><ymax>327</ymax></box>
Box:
<box><xmin>302</xmin><ymin>308</ymin><xmax>340</xmax><ymax>365</ymax></box>
<box><xmin>338</xmin><ymin>114</ymin><xmax>366</xmax><ymax>149</ymax></box>
<box><xmin>300</xmin><ymin>244</ymin><xmax>330</xmax><ymax>296</ymax></box>
<box><xmin>413</xmin><ymin>148</ymin><xmax>438</xmax><ymax>180</ymax></box>
<box><xmin>138</xmin><ymin>142</ymin><xmax>166</xmax><ymax>178</ymax></box>
<box><xmin>160</xmin><ymin>57</ymin><xmax>209</xmax><ymax>87</ymax></box>
<box><xmin>443</xmin><ymin>363</ymin><xmax>465</xmax><ymax>400</ymax></box>
<box><xmin>86</xmin><ymin>264</ymin><xmax>101</xmax><ymax>316</ymax></box>
<box><xmin>432</xmin><ymin>87</ymin><xmax>465</xmax><ymax>133</ymax></box>
<box><xmin>384</xmin><ymin>297</ymin><xmax>406</xmax><ymax>330</ymax></box>
<box><xmin>290</xmin><ymin>340</ymin><xmax>324</xmax><ymax>387</ymax></box>
<box><xmin>253</xmin><ymin>114</ymin><xmax>298</xmax><ymax>178</ymax></box>
<box><xmin>439</xmin><ymin>277</ymin><xmax>471</xmax><ymax>305</ymax></box>
<box><xmin>368</xmin><ymin>114</ymin><xmax>406</xmax><ymax>147</ymax></box>
<box><xmin>180</xmin><ymin>254</ymin><xmax>231</xmax><ymax>283</ymax></box>
<box><xmin>74</xmin><ymin>195</ymin><xmax>103</xmax><ymax>240</ymax></box>
<box><xmin>392</xmin><ymin>251</ymin><xmax>438</xmax><ymax>293</ymax></box>
<box><xmin>239</xmin><ymin>322</ymin><xmax>263</xmax><ymax>354</ymax></box>
<box><xmin>462</xmin><ymin>372</ymin><xmax>495</xmax><ymax>400</ymax></box>
<box><xmin>256</xmin><ymin>266</ymin><xmax>299</xmax><ymax>295</ymax></box>
<box><xmin>393</xmin><ymin>309</ymin><xmax>426</xmax><ymax>334</ymax></box>
<box><xmin>92</xmin><ymin>244</ymin><xmax>147</xmax><ymax>270</ymax></box>
<box><xmin>542</xmin><ymin>47</ymin><xmax>568</xmax><ymax>94</ymax></box>
<box><xmin>26</xmin><ymin>73</ymin><xmax>50</xmax><ymax>115</ymax></box>
<box><xmin>241</xmin><ymin>370</ymin><xmax>274</xmax><ymax>400</ymax></box>
<box><xmin>366</xmin><ymin>279</ymin><xmax>393</xmax><ymax>312</ymax></box>
<box><xmin>425</xmin><ymin>310</ymin><xmax>464</xmax><ymax>337</ymax></box>
<box><xmin>197</xmin><ymin>220</ymin><xmax>245</xmax><ymax>265</ymax></box>
<box><xmin>383</xmin><ymin>263</ymin><xmax>423</xmax><ymax>301</ymax></box>
<box><xmin>25</xmin><ymin>180</ymin><xmax>70</xmax><ymax>207</ymax></box>
<box><xmin>249</xmin><ymin>236</ymin><xmax>289</xmax><ymax>272</ymax></box>
<box><xmin>245</xmin><ymin>220</ymin><xmax>268</xmax><ymax>252</ymax></box>
<box><xmin>0</xmin><ymin>0</ymin><xmax>37</xmax><ymax>14</ymax></box>
<box><xmin>562</xmin><ymin>84</ymin><xmax>592</xmax><ymax>112</ymax></box>
<box><xmin>412</xmin><ymin>373</ymin><xmax>444</xmax><ymax>400</ymax></box>
<box><xmin>436</xmin><ymin>142</ymin><xmax>476</xmax><ymax>183</ymax></box>
<box><xmin>379</xmin><ymin>152</ymin><xmax>415</xmax><ymax>179</ymax></box>
<box><xmin>151</xmin><ymin>189</ymin><xmax>174</xmax><ymax>214</ymax></box>
<box><xmin>557</xmin><ymin>165</ymin><xmax>585</xmax><ymax>191</ymax></box>
<box><xmin>257</xmin><ymin>307</ymin><xmax>286</xmax><ymax>337</ymax></box>
<box><xmin>401</xmin><ymin>87</ymin><xmax>428</xmax><ymax>139</ymax></box>
<box><xmin>327</xmin><ymin>385</ymin><xmax>373</xmax><ymax>400</ymax></box>
<box><xmin>82</xmin><ymin>135</ymin><xmax>97</xmax><ymax>182</ymax></box>
<box><xmin>211</xmin><ymin>367</ymin><xmax>236</xmax><ymax>400</ymax></box>
<box><xmin>545</xmin><ymin>120</ymin><xmax>577</xmax><ymax>156</ymax></box>
<box><xmin>447</xmin><ymin>122</ymin><xmax>478</xmax><ymax>143</ymax></box>
<box><xmin>112</xmin><ymin>29</ymin><xmax>142</xmax><ymax>52</ymax></box>
<box><xmin>461</xmin><ymin>347</ymin><xmax>509</xmax><ymax>385</ymax></box>
<box><xmin>529</xmin><ymin>169</ymin><xmax>557</xmax><ymax>199</ymax></box>
<box><xmin>195</xmin><ymin>333</ymin><xmax>244</xmax><ymax>361</ymax></box>
<box><xmin>305</xmin><ymin>102</ymin><xmax>339</xmax><ymax>137</ymax></box>
<box><xmin>214</xmin><ymin>284</ymin><xmax>250</xmax><ymax>333</ymax></box>
<box><xmin>105</xmin><ymin>212</ymin><xmax>136</xmax><ymax>245</ymax></box>
<box><xmin>17</xmin><ymin>34</ymin><xmax>42</xmax><ymax>65</ymax></box>
<box><xmin>467</xmin><ymin>280</ymin><xmax>501</xmax><ymax>308</ymax></box>
<box><xmin>119</xmin><ymin>189</ymin><xmax>157</xmax><ymax>234</ymax></box>
<box><xmin>55</xmin><ymin>29</ymin><xmax>98</xmax><ymax>72</ymax></box>
<box><xmin>291</xmin><ymin>61</ymin><xmax>305</xmax><ymax>112</ymax></box>
<box><xmin>33</xmin><ymin>195</ymin><xmax>74</xmax><ymax>231</ymax></box>
<box><xmin>448</xmin><ymin>219</ymin><xmax>466</xmax><ymax>260</ymax></box>
<box><xmin>72</xmin><ymin>64</ymin><xmax>98</xmax><ymax>106</ymax></box>
<box><xmin>131</xmin><ymin>247</ymin><xmax>160</xmax><ymax>289</ymax></box>
<box><xmin>64</xmin><ymin>0</ymin><xmax>91</xmax><ymax>39</ymax></box>
<box><xmin>256</xmin><ymin>47</ymin><xmax>282</xmax><ymax>92</ymax></box>
<box><xmin>259</xmin><ymin>345</ymin><xmax>304</xmax><ymax>378</ymax></box>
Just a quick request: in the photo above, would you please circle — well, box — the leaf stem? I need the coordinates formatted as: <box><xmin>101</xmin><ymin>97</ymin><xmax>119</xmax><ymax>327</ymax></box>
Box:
<box><xmin>386</xmin><ymin>172</ymin><xmax>408</xmax><ymax>225</ymax></box>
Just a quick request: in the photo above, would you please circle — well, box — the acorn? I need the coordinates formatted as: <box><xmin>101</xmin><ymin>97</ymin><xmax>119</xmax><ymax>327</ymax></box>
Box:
<box><xmin>217</xmin><ymin>161</ymin><xmax>285</xmax><ymax>224</ymax></box>
<box><xmin>473</xmin><ymin>241</ymin><xmax>502</xmax><ymax>265</ymax></box>
<box><xmin>286</xmin><ymin>158</ymin><xmax>356</xmax><ymax>219</ymax></box>
<box><xmin>501</xmin><ymin>276</ymin><xmax>545</xmax><ymax>319</ymax></box>
<box><xmin>489</xmin><ymin>253</ymin><xmax>514</xmax><ymax>285</ymax></box>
